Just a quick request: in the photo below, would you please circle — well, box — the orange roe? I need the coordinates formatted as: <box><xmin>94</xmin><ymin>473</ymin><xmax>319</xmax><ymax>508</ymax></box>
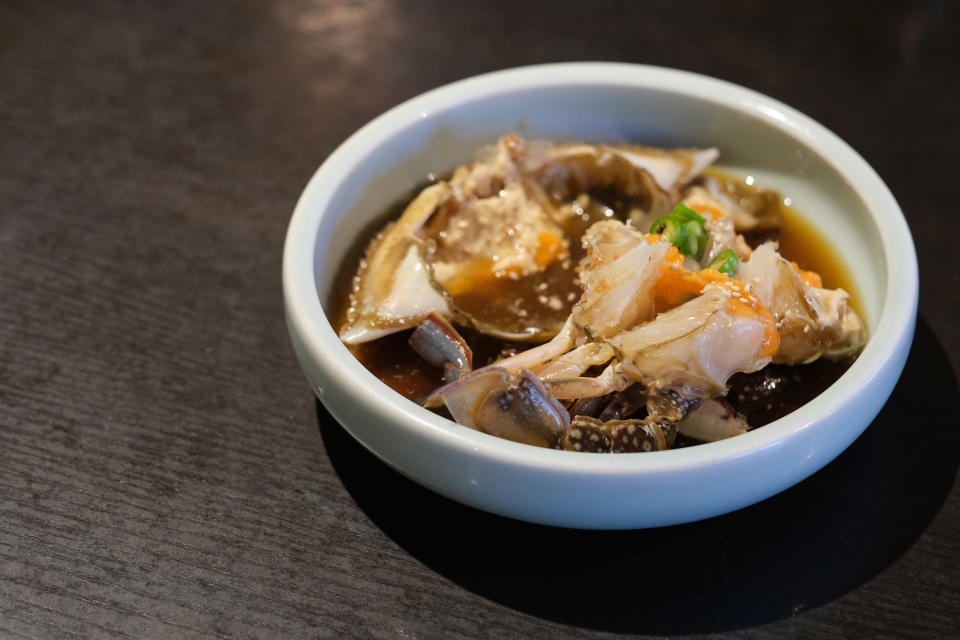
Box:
<box><xmin>690</xmin><ymin>205</ymin><xmax>725</xmax><ymax>221</ymax></box>
<box><xmin>534</xmin><ymin>230</ymin><xmax>564</xmax><ymax>267</ymax></box>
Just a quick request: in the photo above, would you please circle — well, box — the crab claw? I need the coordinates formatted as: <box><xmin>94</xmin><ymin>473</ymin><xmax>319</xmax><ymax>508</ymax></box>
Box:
<box><xmin>605</xmin><ymin>419</ymin><xmax>672</xmax><ymax>453</ymax></box>
<box><xmin>430</xmin><ymin>367</ymin><xmax>570</xmax><ymax>448</ymax></box>
<box><xmin>562</xmin><ymin>416</ymin><xmax>613</xmax><ymax>452</ymax></box>
<box><xmin>560</xmin><ymin>414</ymin><xmax>677</xmax><ymax>453</ymax></box>
<box><xmin>408</xmin><ymin>312</ymin><xmax>473</xmax><ymax>382</ymax></box>
<box><xmin>473</xmin><ymin>369</ymin><xmax>571</xmax><ymax>447</ymax></box>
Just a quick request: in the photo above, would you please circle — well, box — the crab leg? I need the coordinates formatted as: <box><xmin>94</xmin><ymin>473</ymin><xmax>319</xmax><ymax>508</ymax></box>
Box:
<box><xmin>543</xmin><ymin>363</ymin><xmax>622</xmax><ymax>400</ymax></box>
<box><xmin>492</xmin><ymin>316</ymin><xmax>577</xmax><ymax>373</ymax></box>
<box><xmin>408</xmin><ymin>312</ymin><xmax>473</xmax><ymax>382</ymax></box>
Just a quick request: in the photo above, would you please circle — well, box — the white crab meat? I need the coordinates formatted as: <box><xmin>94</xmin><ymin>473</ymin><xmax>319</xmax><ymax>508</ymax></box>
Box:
<box><xmin>609</xmin><ymin>283</ymin><xmax>774</xmax><ymax>398</ymax></box>
<box><xmin>736</xmin><ymin>242</ymin><xmax>866</xmax><ymax>364</ymax></box>
<box><xmin>572</xmin><ymin>220</ymin><xmax>672</xmax><ymax>340</ymax></box>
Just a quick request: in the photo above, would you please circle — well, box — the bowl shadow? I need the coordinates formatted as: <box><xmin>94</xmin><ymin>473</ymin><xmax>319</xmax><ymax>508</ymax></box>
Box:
<box><xmin>316</xmin><ymin>315</ymin><xmax>958</xmax><ymax>634</ymax></box>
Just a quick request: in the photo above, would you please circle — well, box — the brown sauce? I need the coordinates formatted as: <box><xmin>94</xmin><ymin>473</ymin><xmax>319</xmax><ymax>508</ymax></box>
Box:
<box><xmin>713</xmin><ymin>170</ymin><xmax>863</xmax><ymax>317</ymax></box>
<box><xmin>333</xmin><ymin>170</ymin><xmax>862</xmax><ymax>432</ymax></box>
<box><xmin>440</xmin><ymin>189</ymin><xmax>617</xmax><ymax>338</ymax></box>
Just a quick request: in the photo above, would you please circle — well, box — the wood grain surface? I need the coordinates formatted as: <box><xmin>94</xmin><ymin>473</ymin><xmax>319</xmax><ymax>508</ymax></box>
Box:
<box><xmin>2</xmin><ymin>1</ymin><xmax>958</xmax><ymax>638</ymax></box>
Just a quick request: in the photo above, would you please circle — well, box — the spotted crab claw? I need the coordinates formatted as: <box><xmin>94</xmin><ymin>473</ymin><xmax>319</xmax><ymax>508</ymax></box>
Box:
<box><xmin>560</xmin><ymin>412</ymin><xmax>680</xmax><ymax>453</ymax></box>
<box><xmin>736</xmin><ymin>242</ymin><xmax>866</xmax><ymax>364</ymax></box>
<box><xmin>561</xmin><ymin>416</ymin><xmax>613</xmax><ymax>452</ymax></box>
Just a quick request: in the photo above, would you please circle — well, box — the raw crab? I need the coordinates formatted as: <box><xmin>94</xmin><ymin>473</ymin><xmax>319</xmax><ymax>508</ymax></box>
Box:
<box><xmin>338</xmin><ymin>137</ymin><xmax>867</xmax><ymax>452</ymax></box>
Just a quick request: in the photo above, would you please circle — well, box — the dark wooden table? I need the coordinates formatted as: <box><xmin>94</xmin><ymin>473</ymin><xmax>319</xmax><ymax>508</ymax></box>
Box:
<box><xmin>3</xmin><ymin>1</ymin><xmax>958</xmax><ymax>637</ymax></box>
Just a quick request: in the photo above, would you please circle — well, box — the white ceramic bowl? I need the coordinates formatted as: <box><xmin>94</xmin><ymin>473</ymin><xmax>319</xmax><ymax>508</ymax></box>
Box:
<box><xmin>283</xmin><ymin>63</ymin><xmax>917</xmax><ymax>529</ymax></box>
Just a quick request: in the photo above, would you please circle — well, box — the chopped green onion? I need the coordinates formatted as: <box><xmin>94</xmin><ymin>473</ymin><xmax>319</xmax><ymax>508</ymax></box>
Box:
<box><xmin>652</xmin><ymin>205</ymin><xmax>711</xmax><ymax>260</ymax></box>
<box><xmin>650</xmin><ymin>216</ymin><xmax>688</xmax><ymax>248</ymax></box>
<box><xmin>682</xmin><ymin>220</ymin><xmax>708</xmax><ymax>261</ymax></box>
<box><xmin>669</xmin><ymin>203</ymin><xmax>706</xmax><ymax>225</ymax></box>
<box><xmin>708</xmin><ymin>249</ymin><xmax>739</xmax><ymax>276</ymax></box>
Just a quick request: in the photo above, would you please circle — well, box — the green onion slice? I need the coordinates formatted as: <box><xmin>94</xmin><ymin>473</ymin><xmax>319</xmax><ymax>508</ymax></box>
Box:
<box><xmin>669</xmin><ymin>203</ymin><xmax>706</xmax><ymax>224</ymax></box>
<box><xmin>683</xmin><ymin>220</ymin><xmax>708</xmax><ymax>261</ymax></box>
<box><xmin>650</xmin><ymin>216</ymin><xmax>688</xmax><ymax>248</ymax></box>
<box><xmin>708</xmin><ymin>249</ymin><xmax>739</xmax><ymax>276</ymax></box>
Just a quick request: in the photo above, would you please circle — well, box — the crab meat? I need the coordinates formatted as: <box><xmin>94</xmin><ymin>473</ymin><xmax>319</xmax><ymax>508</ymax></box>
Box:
<box><xmin>609</xmin><ymin>282</ymin><xmax>777</xmax><ymax>399</ymax></box>
<box><xmin>736</xmin><ymin>242</ymin><xmax>866</xmax><ymax>364</ymax></box>
<box><xmin>573</xmin><ymin>221</ymin><xmax>670</xmax><ymax>338</ymax></box>
<box><xmin>572</xmin><ymin>220</ymin><xmax>672</xmax><ymax>340</ymax></box>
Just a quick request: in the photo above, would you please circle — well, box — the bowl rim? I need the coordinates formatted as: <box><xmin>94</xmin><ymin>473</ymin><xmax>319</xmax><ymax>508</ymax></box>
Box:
<box><xmin>283</xmin><ymin>61</ymin><xmax>917</xmax><ymax>479</ymax></box>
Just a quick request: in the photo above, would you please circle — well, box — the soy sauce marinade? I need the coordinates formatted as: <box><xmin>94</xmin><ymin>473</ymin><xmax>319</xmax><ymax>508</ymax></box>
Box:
<box><xmin>333</xmin><ymin>170</ymin><xmax>861</xmax><ymax>430</ymax></box>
